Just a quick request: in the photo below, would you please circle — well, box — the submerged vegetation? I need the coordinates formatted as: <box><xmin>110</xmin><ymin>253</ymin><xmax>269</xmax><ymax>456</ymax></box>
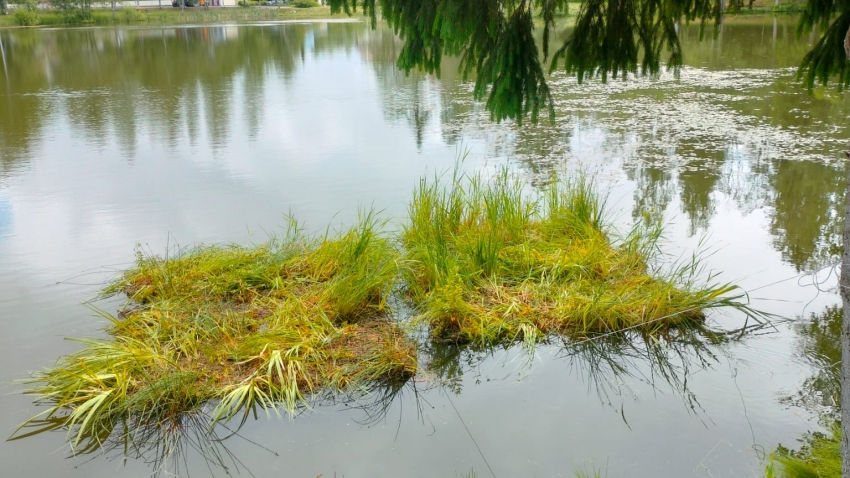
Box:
<box><xmin>10</xmin><ymin>168</ymin><xmax>760</xmax><ymax>461</ymax></box>
<box><xmin>402</xmin><ymin>168</ymin><xmax>757</xmax><ymax>346</ymax></box>
<box><xmin>11</xmin><ymin>214</ymin><xmax>417</xmax><ymax>450</ymax></box>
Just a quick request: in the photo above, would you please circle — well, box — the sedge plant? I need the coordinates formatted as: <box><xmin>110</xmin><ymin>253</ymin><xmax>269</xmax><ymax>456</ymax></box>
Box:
<box><xmin>401</xmin><ymin>166</ymin><xmax>761</xmax><ymax>346</ymax></box>
<box><xmin>767</xmin><ymin>424</ymin><xmax>841</xmax><ymax>478</ymax></box>
<box><xmin>11</xmin><ymin>212</ymin><xmax>417</xmax><ymax>451</ymax></box>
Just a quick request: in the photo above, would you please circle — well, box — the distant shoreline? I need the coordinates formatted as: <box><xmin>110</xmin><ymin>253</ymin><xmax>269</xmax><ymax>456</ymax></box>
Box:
<box><xmin>0</xmin><ymin>5</ymin><xmax>357</xmax><ymax>29</ymax></box>
<box><xmin>0</xmin><ymin>3</ymin><xmax>805</xmax><ymax>30</ymax></box>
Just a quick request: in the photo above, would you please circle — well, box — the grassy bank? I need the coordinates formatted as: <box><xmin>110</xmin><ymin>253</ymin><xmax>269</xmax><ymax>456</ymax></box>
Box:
<box><xmin>767</xmin><ymin>424</ymin><xmax>841</xmax><ymax>478</ymax></box>
<box><xmin>11</xmin><ymin>214</ymin><xmax>416</xmax><ymax>450</ymax></box>
<box><xmin>402</xmin><ymin>168</ymin><xmax>757</xmax><ymax>346</ymax></box>
<box><xmin>0</xmin><ymin>6</ymin><xmax>351</xmax><ymax>28</ymax></box>
<box><xmin>740</xmin><ymin>0</ymin><xmax>806</xmax><ymax>14</ymax></box>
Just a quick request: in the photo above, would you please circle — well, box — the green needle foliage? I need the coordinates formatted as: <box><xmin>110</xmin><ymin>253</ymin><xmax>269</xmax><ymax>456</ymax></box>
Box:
<box><xmin>797</xmin><ymin>6</ymin><xmax>850</xmax><ymax>91</ymax></box>
<box><xmin>402</xmin><ymin>167</ymin><xmax>759</xmax><ymax>346</ymax></box>
<box><xmin>328</xmin><ymin>0</ymin><xmax>850</xmax><ymax>122</ymax></box>
<box><xmin>329</xmin><ymin>0</ymin><xmax>565</xmax><ymax>124</ymax></box>
<box><xmin>485</xmin><ymin>7</ymin><xmax>552</xmax><ymax>124</ymax></box>
<box><xmin>11</xmin><ymin>213</ymin><xmax>417</xmax><ymax>452</ymax></box>
<box><xmin>551</xmin><ymin>0</ymin><xmax>723</xmax><ymax>83</ymax></box>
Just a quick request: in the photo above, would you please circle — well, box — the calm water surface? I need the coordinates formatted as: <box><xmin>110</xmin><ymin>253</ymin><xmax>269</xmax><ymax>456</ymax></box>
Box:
<box><xmin>0</xmin><ymin>16</ymin><xmax>847</xmax><ymax>477</ymax></box>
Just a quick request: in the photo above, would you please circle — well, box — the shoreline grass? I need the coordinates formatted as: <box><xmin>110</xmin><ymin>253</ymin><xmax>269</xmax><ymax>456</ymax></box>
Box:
<box><xmin>401</xmin><ymin>167</ymin><xmax>759</xmax><ymax>346</ymax></box>
<box><xmin>767</xmin><ymin>424</ymin><xmax>841</xmax><ymax>478</ymax></box>
<box><xmin>10</xmin><ymin>213</ymin><xmax>417</xmax><ymax>450</ymax></box>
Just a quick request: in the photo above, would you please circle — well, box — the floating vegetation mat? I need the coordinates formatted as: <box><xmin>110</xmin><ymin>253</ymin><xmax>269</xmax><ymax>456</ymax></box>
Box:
<box><xmin>402</xmin><ymin>168</ymin><xmax>757</xmax><ymax>345</ymax></box>
<box><xmin>12</xmin><ymin>215</ymin><xmax>417</xmax><ymax>449</ymax></box>
<box><xmin>11</xmin><ymin>169</ymin><xmax>760</xmax><ymax>454</ymax></box>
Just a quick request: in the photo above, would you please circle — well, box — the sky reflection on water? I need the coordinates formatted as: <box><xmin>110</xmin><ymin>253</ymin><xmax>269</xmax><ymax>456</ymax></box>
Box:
<box><xmin>0</xmin><ymin>17</ymin><xmax>846</xmax><ymax>477</ymax></box>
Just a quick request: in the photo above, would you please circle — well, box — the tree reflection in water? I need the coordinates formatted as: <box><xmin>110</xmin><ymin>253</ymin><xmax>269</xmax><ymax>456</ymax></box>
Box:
<box><xmin>782</xmin><ymin>305</ymin><xmax>841</xmax><ymax>421</ymax></box>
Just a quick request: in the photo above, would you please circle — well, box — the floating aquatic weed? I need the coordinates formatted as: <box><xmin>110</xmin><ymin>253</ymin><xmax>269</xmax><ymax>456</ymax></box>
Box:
<box><xmin>9</xmin><ymin>168</ymin><xmax>762</xmax><ymax>462</ymax></box>
<box><xmin>442</xmin><ymin>63</ymin><xmax>845</xmax><ymax>182</ymax></box>
<box><xmin>10</xmin><ymin>212</ymin><xmax>417</xmax><ymax>452</ymax></box>
<box><xmin>401</xmin><ymin>166</ymin><xmax>761</xmax><ymax>346</ymax></box>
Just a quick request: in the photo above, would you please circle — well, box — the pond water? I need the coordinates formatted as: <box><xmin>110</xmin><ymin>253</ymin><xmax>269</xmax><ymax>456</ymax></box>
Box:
<box><xmin>0</xmin><ymin>16</ymin><xmax>847</xmax><ymax>478</ymax></box>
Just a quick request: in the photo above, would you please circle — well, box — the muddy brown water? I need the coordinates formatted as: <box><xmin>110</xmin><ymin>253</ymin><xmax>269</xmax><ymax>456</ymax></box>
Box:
<box><xmin>0</xmin><ymin>16</ymin><xmax>846</xmax><ymax>477</ymax></box>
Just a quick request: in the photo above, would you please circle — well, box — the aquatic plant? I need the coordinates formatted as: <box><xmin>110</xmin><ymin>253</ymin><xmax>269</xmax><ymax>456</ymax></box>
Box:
<box><xmin>768</xmin><ymin>308</ymin><xmax>841</xmax><ymax>478</ymax></box>
<box><xmin>767</xmin><ymin>424</ymin><xmax>841</xmax><ymax>478</ymax></box>
<box><xmin>10</xmin><ymin>213</ymin><xmax>417</xmax><ymax>451</ymax></box>
<box><xmin>402</xmin><ymin>167</ymin><xmax>759</xmax><ymax>346</ymax></box>
<box><xmin>574</xmin><ymin>466</ymin><xmax>609</xmax><ymax>478</ymax></box>
<box><xmin>10</xmin><ymin>168</ymin><xmax>763</xmax><ymax>457</ymax></box>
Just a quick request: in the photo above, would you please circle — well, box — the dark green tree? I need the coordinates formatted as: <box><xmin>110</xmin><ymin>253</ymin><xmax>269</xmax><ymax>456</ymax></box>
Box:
<box><xmin>325</xmin><ymin>0</ymin><xmax>773</xmax><ymax>124</ymax></box>
<box><xmin>327</xmin><ymin>0</ymin><xmax>850</xmax><ymax>121</ymax></box>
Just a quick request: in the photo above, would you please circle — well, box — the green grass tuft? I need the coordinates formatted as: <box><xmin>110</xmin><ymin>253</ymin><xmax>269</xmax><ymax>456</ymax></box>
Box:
<box><xmin>10</xmin><ymin>212</ymin><xmax>417</xmax><ymax>451</ymax></box>
<box><xmin>767</xmin><ymin>424</ymin><xmax>841</xmax><ymax>478</ymax></box>
<box><xmin>401</xmin><ymin>166</ymin><xmax>759</xmax><ymax>346</ymax></box>
<box><xmin>575</xmin><ymin>467</ymin><xmax>608</xmax><ymax>478</ymax></box>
